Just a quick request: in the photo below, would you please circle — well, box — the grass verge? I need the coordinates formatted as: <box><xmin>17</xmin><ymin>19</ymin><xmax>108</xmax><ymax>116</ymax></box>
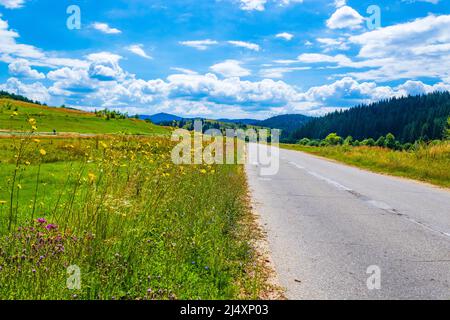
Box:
<box><xmin>281</xmin><ymin>142</ymin><xmax>450</xmax><ymax>188</ymax></box>
<box><xmin>0</xmin><ymin>134</ymin><xmax>268</xmax><ymax>299</ymax></box>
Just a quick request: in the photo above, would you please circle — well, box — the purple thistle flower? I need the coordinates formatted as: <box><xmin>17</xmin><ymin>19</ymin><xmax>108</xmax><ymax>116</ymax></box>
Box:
<box><xmin>37</xmin><ymin>218</ymin><xmax>47</xmax><ymax>224</ymax></box>
<box><xmin>45</xmin><ymin>224</ymin><xmax>57</xmax><ymax>231</ymax></box>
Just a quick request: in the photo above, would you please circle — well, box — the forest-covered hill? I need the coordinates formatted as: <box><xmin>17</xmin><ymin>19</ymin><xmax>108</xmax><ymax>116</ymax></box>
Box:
<box><xmin>290</xmin><ymin>92</ymin><xmax>450</xmax><ymax>143</ymax></box>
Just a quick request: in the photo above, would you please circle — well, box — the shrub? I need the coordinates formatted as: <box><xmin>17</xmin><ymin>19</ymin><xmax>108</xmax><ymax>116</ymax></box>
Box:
<box><xmin>324</xmin><ymin>133</ymin><xmax>343</xmax><ymax>146</ymax></box>
<box><xmin>298</xmin><ymin>138</ymin><xmax>311</xmax><ymax>145</ymax></box>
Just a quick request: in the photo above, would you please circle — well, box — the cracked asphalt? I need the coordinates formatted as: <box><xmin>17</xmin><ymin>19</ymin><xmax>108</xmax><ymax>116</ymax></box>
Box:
<box><xmin>246</xmin><ymin>145</ymin><xmax>450</xmax><ymax>299</ymax></box>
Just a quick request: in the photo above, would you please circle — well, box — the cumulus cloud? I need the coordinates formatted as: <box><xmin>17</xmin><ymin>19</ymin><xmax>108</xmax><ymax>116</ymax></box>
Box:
<box><xmin>276</xmin><ymin>32</ymin><xmax>294</xmax><ymax>41</ymax></box>
<box><xmin>179</xmin><ymin>39</ymin><xmax>218</xmax><ymax>50</ymax></box>
<box><xmin>228</xmin><ymin>40</ymin><xmax>260</xmax><ymax>51</ymax></box>
<box><xmin>326</xmin><ymin>6</ymin><xmax>364</xmax><ymax>29</ymax></box>
<box><xmin>126</xmin><ymin>44</ymin><xmax>152</xmax><ymax>59</ymax></box>
<box><xmin>210</xmin><ymin>60</ymin><xmax>251</xmax><ymax>78</ymax></box>
<box><xmin>0</xmin><ymin>77</ymin><xmax>50</xmax><ymax>102</ymax></box>
<box><xmin>346</xmin><ymin>14</ymin><xmax>450</xmax><ymax>81</ymax></box>
<box><xmin>0</xmin><ymin>0</ymin><xmax>26</xmax><ymax>9</ymax></box>
<box><xmin>92</xmin><ymin>22</ymin><xmax>122</xmax><ymax>34</ymax></box>
<box><xmin>8</xmin><ymin>59</ymin><xmax>45</xmax><ymax>79</ymax></box>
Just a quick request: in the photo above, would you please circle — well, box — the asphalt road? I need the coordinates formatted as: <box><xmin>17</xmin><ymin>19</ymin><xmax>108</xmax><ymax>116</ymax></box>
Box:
<box><xmin>246</xmin><ymin>145</ymin><xmax>450</xmax><ymax>299</ymax></box>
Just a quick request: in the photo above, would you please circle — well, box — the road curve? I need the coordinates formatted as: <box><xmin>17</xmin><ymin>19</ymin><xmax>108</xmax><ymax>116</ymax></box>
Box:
<box><xmin>246</xmin><ymin>145</ymin><xmax>450</xmax><ymax>299</ymax></box>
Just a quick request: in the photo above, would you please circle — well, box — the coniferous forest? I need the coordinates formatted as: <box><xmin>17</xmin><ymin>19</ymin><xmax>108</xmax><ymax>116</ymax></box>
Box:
<box><xmin>290</xmin><ymin>92</ymin><xmax>450</xmax><ymax>143</ymax></box>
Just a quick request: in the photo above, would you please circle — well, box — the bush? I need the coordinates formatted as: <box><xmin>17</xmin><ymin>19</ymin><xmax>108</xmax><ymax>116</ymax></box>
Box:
<box><xmin>298</xmin><ymin>138</ymin><xmax>311</xmax><ymax>145</ymax></box>
<box><xmin>343</xmin><ymin>136</ymin><xmax>353</xmax><ymax>146</ymax></box>
<box><xmin>308</xmin><ymin>139</ymin><xmax>320</xmax><ymax>147</ymax></box>
<box><xmin>384</xmin><ymin>133</ymin><xmax>396</xmax><ymax>149</ymax></box>
<box><xmin>362</xmin><ymin>138</ymin><xmax>375</xmax><ymax>146</ymax></box>
<box><xmin>324</xmin><ymin>133</ymin><xmax>343</xmax><ymax>146</ymax></box>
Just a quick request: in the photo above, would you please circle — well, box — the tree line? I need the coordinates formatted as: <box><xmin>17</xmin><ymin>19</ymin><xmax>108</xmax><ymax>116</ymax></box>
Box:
<box><xmin>290</xmin><ymin>92</ymin><xmax>450</xmax><ymax>143</ymax></box>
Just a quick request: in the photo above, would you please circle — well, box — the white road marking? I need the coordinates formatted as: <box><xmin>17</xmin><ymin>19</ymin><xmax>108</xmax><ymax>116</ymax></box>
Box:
<box><xmin>287</xmin><ymin>159</ymin><xmax>450</xmax><ymax>239</ymax></box>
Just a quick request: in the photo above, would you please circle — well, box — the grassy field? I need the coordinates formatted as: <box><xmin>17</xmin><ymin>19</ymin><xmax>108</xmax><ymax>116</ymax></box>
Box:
<box><xmin>281</xmin><ymin>143</ymin><xmax>450</xmax><ymax>188</ymax></box>
<box><xmin>0</xmin><ymin>99</ymin><xmax>169</xmax><ymax>135</ymax></box>
<box><xmin>0</xmin><ymin>101</ymin><xmax>271</xmax><ymax>300</ymax></box>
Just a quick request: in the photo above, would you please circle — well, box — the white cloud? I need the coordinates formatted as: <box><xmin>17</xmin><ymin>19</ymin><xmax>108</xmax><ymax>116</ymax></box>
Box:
<box><xmin>92</xmin><ymin>22</ymin><xmax>122</xmax><ymax>35</ymax></box>
<box><xmin>239</xmin><ymin>0</ymin><xmax>267</xmax><ymax>11</ymax></box>
<box><xmin>239</xmin><ymin>0</ymin><xmax>303</xmax><ymax>11</ymax></box>
<box><xmin>179</xmin><ymin>39</ymin><xmax>218</xmax><ymax>50</ymax></box>
<box><xmin>276</xmin><ymin>32</ymin><xmax>294</xmax><ymax>41</ymax></box>
<box><xmin>298</xmin><ymin>53</ymin><xmax>352</xmax><ymax>65</ymax></box>
<box><xmin>259</xmin><ymin>66</ymin><xmax>310</xmax><ymax>79</ymax></box>
<box><xmin>317</xmin><ymin>37</ymin><xmax>349</xmax><ymax>51</ymax></box>
<box><xmin>334</xmin><ymin>0</ymin><xmax>346</xmax><ymax>8</ymax></box>
<box><xmin>170</xmin><ymin>67</ymin><xmax>198</xmax><ymax>75</ymax></box>
<box><xmin>227</xmin><ymin>40</ymin><xmax>260</xmax><ymax>51</ymax></box>
<box><xmin>0</xmin><ymin>77</ymin><xmax>50</xmax><ymax>102</ymax></box>
<box><xmin>210</xmin><ymin>60</ymin><xmax>251</xmax><ymax>78</ymax></box>
<box><xmin>0</xmin><ymin>0</ymin><xmax>25</xmax><ymax>9</ymax></box>
<box><xmin>8</xmin><ymin>59</ymin><xmax>45</xmax><ymax>79</ymax></box>
<box><xmin>346</xmin><ymin>14</ymin><xmax>450</xmax><ymax>81</ymax></box>
<box><xmin>326</xmin><ymin>6</ymin><xmax>364</xmax><ymax>29</ymax></box>
<box><xmin>126</xmin><ymin>44</ymin><xmax>152</xmax><ymax>59</ymax></box>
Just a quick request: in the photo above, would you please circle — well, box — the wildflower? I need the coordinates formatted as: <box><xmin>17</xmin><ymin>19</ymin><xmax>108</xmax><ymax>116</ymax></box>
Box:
<box><xmin>88</xmin><ymin>172</ymin><xmax>96</xmax><ymax>183</ymax></box>
<box><xmin>200</xmin><ymin>169</ymin><xmax>207</xmax><ymax>174</ymax></box>
<box><xmin>45</xmin><ymin>224</ymin><xmax>57</xmax><ymax>231</ymax></box>
<box><xmin>0</xmin><ymin>200</ymin><xmax>6</xmax><ymax>205</ymax></box>
<box><xmin>17</xmin><ymin>184</ymin><xmax>22</xmax><ymax>190</ymax></box>
<box><xmin>25</xmin><ymin>161</ymin><xmax>31</xmax><ymax>165</ymax></box>
<box><xmin>12</xmin><ymin>111</ymin><xmax>18</xmax><ymax>116</ymax></box>
<box><xmin>39</xmin><ymin>149</ymin><xmax>47</xmax><ymax>156</ymax></box>
<box><xmin>100</xmin><ymin>141</ymin><xmax>108</xmax><ymax>148</ymax></box>
<box><xmin>37</xmin><ymin>218</ymin><xmax>47</xmax><ymax>224</ymax></box>
<box><xmin>28</xmin><ymin>118</ymin><xmax>36</xmax><ymax>125</ymax></box>
<box><xmin>31</xmin><ymin>125</ymin><xmax>38</xmax><ymax>131</ymax></box>
<box><xmin>33</xmin><ymin>139</ymin><xmax>40</xmax><ymax>143</ymax></box>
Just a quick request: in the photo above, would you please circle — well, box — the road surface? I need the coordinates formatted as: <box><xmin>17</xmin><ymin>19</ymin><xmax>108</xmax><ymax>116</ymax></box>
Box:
<box><xmin>246</xmin><ymin>145</ymin><xmax>450</xmax><ymax>299</ymax></box>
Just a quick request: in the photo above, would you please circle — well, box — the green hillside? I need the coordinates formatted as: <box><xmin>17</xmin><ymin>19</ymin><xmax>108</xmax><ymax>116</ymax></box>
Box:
<box><xmin>0</xmin><ymin>99</ymin><xmax>170</xmax><ymax>135</ymax></box>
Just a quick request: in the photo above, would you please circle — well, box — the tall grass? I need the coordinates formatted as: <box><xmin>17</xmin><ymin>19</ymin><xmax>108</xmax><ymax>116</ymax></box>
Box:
<box><xmin>281</xmin><ymin>142</ymin><xmax>450</xmax><ymax>188</ymax></box>
<box><xmin>0</xmin><ymin>133</ymin><xmax>266</xmax><ymax>299</ymax></box>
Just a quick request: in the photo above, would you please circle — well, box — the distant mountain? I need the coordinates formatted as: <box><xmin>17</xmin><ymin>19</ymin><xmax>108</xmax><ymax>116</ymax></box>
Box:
<box><xmin>140</xmin><ymin>113</ymin><xmax>184</xmax><ymax>124</ymax></box>
<box><xmin>141</xmin><ymin>112</ymin><xmax>312</xmax><ymax>141</ymax></box>
<box><xmin>290</xmin><ymin>91</ymin><xmax>450</xmax><ymax>143</ymax></box>
<box><xmin>217</xmin><ymin>118</ymin><xmax>260</xmax><ymax>125</ymax></box>
<box><xmin>258</xmin><ymin>114</ymin><xmax>311</xmax><ymax>140</ymax></box>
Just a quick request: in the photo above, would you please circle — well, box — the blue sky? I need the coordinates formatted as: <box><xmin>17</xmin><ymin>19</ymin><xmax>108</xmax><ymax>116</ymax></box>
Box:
<box><xmin>1</xmin><ymin>0</ymin><xmax>450</xmax><ymax>119</ymax></box>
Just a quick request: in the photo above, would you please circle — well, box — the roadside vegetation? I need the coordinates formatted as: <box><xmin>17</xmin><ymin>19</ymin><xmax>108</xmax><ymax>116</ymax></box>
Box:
<box><xmin>283</xmin><ymin>121</ymin><xmax>450</xmax><ymax>188</ymax></box>
<box><xmin>0</xmin><ymin>99</ymin><xmax>270</xmax><ymax>300</ymax></box>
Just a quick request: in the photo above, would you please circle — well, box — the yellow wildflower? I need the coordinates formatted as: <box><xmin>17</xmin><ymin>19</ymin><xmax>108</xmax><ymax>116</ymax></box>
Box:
<box><xmin>25</xmin><ymin>161</ymin><xmax>31</xmax><ymax>165</ymax></box>
<box><xmin>31</xmin><ymin>125</ymin><xmax>38</xmax><ymax>131</ymax></box>
<box><xmin>12</xmin><ymin>111</ymin><xmax>18</xmax><ymax>116</ymax></box>
<box><xmin>100</xmin><ymin>141</ymin><xmax>108</xmax><ymax>148</ymax></box>
<box><xmin>34</xmin><ymin>139</ymin><xmax>40</xmax><ymax>143</ymax></box>
<box><xmin>200</xmin><ymin>169</ymin><xmax>207</xmax><ymax>174</ymax></box>
<box><xmin>28</xmin><ymin>118</ymin><xmax>36</xmax><ymax>125</ymax></box>
<box><xmin>0</xmin><ymin>200</ymin><xmax>7</xmax><ymax>205</ymax></box>
<box><xmin>88</xmin><ymin>172</ymin><xmax>96</xmax><ymax>183</ymax></box>
<box><xmin>39</xmin><ymin>149</ymin><xmax>47</xmax><ymax>156</ymax></box>
<box><xmin>17</xmin><ymin>184</ymin><xmax>22</xmax><ymax>190</ymax></box>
